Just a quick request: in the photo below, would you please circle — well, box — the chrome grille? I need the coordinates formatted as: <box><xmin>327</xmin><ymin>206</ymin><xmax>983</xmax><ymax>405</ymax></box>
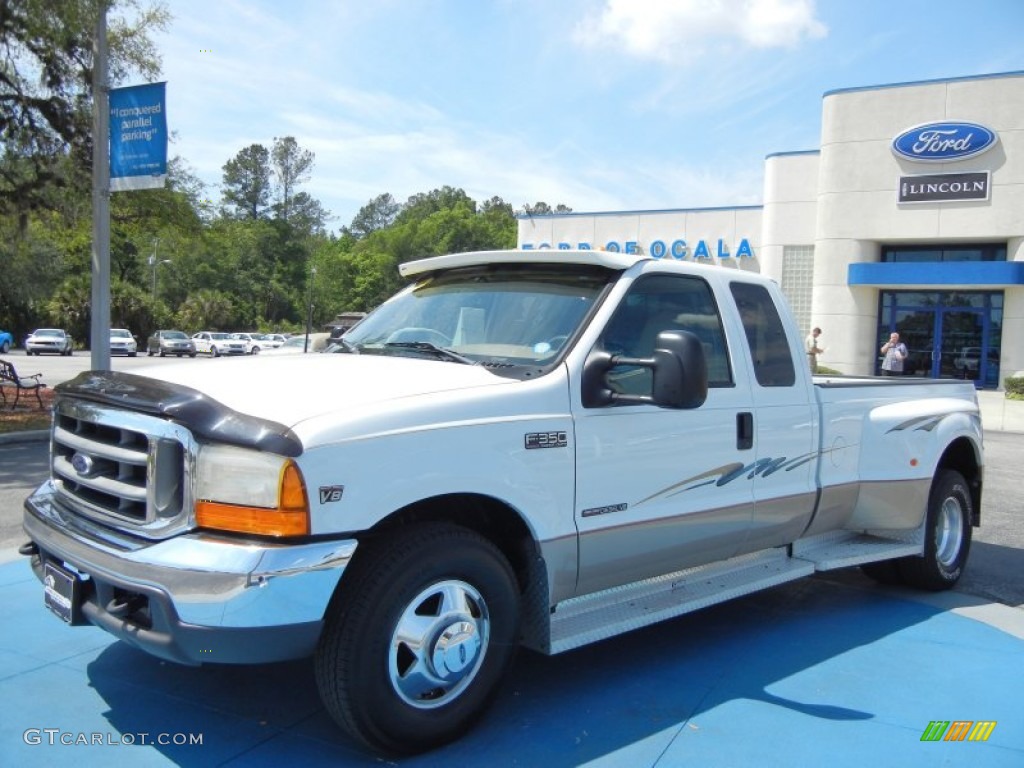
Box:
<box><xmin>51</xmin><ymin>399</ymin><xmax>197</xmax><ymax>539</ymax></box>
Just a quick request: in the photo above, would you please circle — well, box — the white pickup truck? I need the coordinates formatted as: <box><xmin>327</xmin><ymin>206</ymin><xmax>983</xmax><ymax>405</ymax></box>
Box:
<box><xmin>22</xmin><ymin>249</ymin><xmax>983</xmax><ymax>755</ymax></box>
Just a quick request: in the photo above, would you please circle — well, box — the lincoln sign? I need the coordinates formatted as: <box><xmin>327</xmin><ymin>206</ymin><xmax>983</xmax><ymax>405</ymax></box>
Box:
<box><xmin>898</xmin><ymin>172</ymin><xmax>990</xmax><ymax>204</ymax></box>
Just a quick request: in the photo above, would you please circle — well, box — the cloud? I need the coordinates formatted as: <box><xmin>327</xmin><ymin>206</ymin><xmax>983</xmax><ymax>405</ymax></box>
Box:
<box><xmin>574</xmin><ymin>0</ymin><xmax>827</xmax><ymax>63</ymax></box>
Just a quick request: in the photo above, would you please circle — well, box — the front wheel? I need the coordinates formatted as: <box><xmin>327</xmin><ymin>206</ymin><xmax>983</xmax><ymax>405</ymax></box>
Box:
<box><xmin>899</xmin><ymin>469</ymin><xmax>973</xmax><ymax>590</ymax></box>
<box><xmin>315</xmin><ymin>523</ymin><xmax>521</xmax><ymax>755</ymax></box>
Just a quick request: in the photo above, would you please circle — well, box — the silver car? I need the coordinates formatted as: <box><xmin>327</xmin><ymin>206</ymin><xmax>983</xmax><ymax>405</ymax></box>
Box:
<box><xmin>25</xmin><ymin>328</ymin><xmax>73</xmax><ymax>356</ymax></box>
<box><xmin>109</xmin><ymin>328</ymin><xmax>138</xmax><ymax>357</ymax></box>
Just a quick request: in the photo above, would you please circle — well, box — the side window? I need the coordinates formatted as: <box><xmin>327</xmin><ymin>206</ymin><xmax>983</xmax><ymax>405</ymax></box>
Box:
<box><xmin>599</xmin><ymin>274</ymin><xmax>732</xmax><ymax>396</ymax></box>
<box><xmin>729</xmin><ymin>281</ymin><xmax>795</xmax><ymax>387</ymax></box>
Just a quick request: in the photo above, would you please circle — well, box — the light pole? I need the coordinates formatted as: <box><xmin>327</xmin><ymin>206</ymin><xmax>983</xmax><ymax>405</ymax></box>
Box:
<box><xmin>304</xmin><ymin>265</ymin><xmax>317</xmax><ymax>353</ymax></box>
<box><xmin>148</xmin><ymin>254</ymin><xmax>171</xmax><ymax>300</ymax></box>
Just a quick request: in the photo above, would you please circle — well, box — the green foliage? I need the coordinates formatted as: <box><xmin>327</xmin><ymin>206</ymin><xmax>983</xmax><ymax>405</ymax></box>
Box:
<box><xmin>221</xmin><ymin>144</ymin><xmax>272</xmax><ymax>219</ymax></box>
<box><xmin>1005</xmin><ymin>375</ymin><xmax>1024</xmax><ymax>400</ymax></box>
<box><xmin>0</xmin><ymin>0</ymin><xmax>170</xmax><ymax>216</ymax></box>
<box><xmin>0</xmin><ymin>3</ymin><xmax>540</xmax><ymax>340</ymax></box>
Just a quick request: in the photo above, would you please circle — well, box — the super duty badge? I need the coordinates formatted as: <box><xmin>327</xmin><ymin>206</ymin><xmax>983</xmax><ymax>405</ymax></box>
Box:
<box><xmin>524</xmin><ymin>431</ymin><xmax>568</xmax><ymax>449</ymax></box>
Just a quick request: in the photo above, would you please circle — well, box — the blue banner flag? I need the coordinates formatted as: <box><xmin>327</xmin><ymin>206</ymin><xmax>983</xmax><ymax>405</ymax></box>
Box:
<box><xmin>109</xmin><ymin>82</ymin><xmax>168</xmax><ymax>191</ymax></box>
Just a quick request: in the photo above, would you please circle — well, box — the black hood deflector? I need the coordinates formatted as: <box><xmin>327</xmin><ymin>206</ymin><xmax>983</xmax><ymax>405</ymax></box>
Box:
<box><xmin>56</xmin><ymin>370</ymin><xmax>303</xmax><ymax>457</ymax></box>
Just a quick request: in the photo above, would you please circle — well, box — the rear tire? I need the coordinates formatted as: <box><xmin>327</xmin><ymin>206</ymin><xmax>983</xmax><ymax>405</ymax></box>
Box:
<box><xmin>898</xmin><ymin>469</ymin><xmax>972</xmax><ymax>591</ymax></box>
<box><xmin>315</xmin><ymin>523</ymin><xmax>520</xmax><ymax>755</ymax></box>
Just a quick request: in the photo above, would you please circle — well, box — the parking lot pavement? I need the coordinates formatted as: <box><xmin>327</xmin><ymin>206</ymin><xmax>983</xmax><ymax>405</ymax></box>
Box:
<box><xmin>1</xmin><ymin>555</ymin><xmax>1022</xmax><ymax>767</ymax></box>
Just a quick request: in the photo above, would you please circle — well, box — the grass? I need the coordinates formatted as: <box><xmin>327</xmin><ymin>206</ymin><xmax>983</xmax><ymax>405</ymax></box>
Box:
<box><xmin>0</xmin><ymin>386</ymin><xmax>54</xmax><ymax>434</ymax></box>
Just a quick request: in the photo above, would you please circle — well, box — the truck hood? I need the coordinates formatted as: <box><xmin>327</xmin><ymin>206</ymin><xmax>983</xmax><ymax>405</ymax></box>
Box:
<box><xmin>133</xmin><ymin>353</ymin><xmax>516</xmax><ymax>427</ymax></box>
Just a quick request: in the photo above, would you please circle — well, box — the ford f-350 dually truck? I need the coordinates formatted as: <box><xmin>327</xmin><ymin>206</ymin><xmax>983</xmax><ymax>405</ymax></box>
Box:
<box><xmin>22</xmin><ymin>249</ymin><xmax>982</xmax><ymax>755</ymax></box>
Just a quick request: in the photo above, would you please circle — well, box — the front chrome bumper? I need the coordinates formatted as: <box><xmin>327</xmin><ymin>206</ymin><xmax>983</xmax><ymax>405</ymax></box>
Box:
<box><xmin>23</xmin><ymin>481</ymin><xmax>357</xmax><ymax>665</ymax></box>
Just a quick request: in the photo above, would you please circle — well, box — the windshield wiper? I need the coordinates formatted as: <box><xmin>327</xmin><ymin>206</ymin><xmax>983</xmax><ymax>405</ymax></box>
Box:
<box><xmin>382</xmin><ymin>341</ymin><xmax>477</xmax><ymax>365</ymax></box>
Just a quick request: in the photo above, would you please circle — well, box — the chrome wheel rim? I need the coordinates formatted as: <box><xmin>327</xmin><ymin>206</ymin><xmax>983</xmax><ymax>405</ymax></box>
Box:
<box><xmin>935</xmin><ymin>495</ymin><xmax>964</xmax><ymax>569</ymax></box>
<box><xmin>388</xmin><ymin>580</ymin><xmax>490</xmax><ymax>709</ymax></box>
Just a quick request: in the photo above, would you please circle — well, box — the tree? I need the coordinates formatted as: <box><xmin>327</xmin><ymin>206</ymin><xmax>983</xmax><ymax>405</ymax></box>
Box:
<box><xmin>270</xmin><ymin>136</ymin><xmax>314</xmax><ymax>223</ymax></box>
<box><xmin>348</xmin><ymin>192</ymin><xmax>399</xmax><ymax>239</ymax></box>
<box><xmin>221</xmin><ymin>144</ymin><xmax>272</xmax><ymax>219</ymax></box>
<box><xmin>288</xmin><ymin>191</ymin><xmax>329</xmax><ymax>237</ymax></box>
<box><xmin>519</xmin><ymin>202</ymin><xmax>573</xmax><ymax>216</ymax></box>
<box><xmin>0</xmin><ymin>0</ymin><xmax>170</xmax><ymax>217</ymax></box>
<box><xmin>396</xmin><ymin>186</ymin><xmax>476</xmax><ymax>225</ymax></box>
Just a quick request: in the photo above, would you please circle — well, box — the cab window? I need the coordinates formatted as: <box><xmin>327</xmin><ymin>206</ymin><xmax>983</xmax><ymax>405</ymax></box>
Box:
<box><xmin>729</xmin><ymin>281</ymin><xmax>795</xmax><ymax>387</ymax></box>
<box><xmin>599</xmin><ymin>274</ymin><xmax>732</xmax><ymax>396</ymax></box>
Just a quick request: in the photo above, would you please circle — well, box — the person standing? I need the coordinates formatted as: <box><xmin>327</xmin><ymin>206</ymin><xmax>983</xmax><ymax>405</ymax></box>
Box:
<box><xmin>880</xmin><ymin>332</ymin><xmax>908</xmax><ymax>375</ymax></box>
<box><xmin>805</xmin><ymin>327</ymin><xmax>824</xmax><ymax>373</ymax></box>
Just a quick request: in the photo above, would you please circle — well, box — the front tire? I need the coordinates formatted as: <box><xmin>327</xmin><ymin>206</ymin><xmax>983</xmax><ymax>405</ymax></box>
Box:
<box><xmin>315</xmin><ymin>523</ymin><xmax>521</xmax><ymax>755</ymax></box>
<box><xmin>899</xmin><ymin>469</ymin><xmax>972</xmax><ymax>591</ymax></box>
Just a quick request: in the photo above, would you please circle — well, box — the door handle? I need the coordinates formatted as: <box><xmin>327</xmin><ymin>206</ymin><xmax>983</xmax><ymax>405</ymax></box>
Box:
<box><xmin>737</xmin><ymin>412</ymin><xmax>753</xmax><ymax>450</ymax></box>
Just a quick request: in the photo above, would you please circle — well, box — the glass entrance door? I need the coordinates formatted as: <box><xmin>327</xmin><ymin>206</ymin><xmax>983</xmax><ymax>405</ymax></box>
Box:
<box><xmin>941</xmin><ymin>310</ymin><xmax>986</xmax><ymax>381</ymax></box>
<box><xmin>878</xmin><ymin>291</ymin><xmax>1002</xmax><ymax>388</ymax></box>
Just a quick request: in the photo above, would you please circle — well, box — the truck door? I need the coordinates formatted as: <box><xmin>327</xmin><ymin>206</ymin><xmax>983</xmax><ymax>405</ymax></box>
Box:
<box><xmin>572</xmin><ymin>274</ymin><xmax>755</xmax><ymax>596</ymax></box>
<box><xmin>728</xmin><ymin>281</ymin><xmax>818</xmax><ymax>551</ymax></box>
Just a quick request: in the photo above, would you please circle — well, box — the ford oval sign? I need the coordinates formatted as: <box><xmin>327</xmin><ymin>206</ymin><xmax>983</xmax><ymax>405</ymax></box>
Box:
<box><xmin>892</xmin><ymin>121</ymin><xmax>997</xmax><ymax>163</ymax></box>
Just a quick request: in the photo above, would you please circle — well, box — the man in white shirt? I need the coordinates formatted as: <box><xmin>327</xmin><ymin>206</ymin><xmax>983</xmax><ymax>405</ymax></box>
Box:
<box><xmin>805</xmin><ymin>327</ymin><xmax>824</xmax><ymax>373</ymax></box>
<box><xmin>880</xmin><ymin>332</ymin><xmax>908</xmax><ymax>375</ymax></box>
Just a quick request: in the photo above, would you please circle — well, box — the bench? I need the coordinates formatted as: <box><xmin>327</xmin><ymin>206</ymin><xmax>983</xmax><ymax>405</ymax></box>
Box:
<box><xmin>0</xmin><ymin>359</ymin><xmax>47</xmax><ymax>409</ymax></box>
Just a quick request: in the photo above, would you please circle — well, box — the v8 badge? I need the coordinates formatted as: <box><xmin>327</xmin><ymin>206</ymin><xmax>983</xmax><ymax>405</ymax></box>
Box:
<box><xmin>319</xmin><ymin>485</ymin><xmax>344</xmax><ymax>504</ymax></box>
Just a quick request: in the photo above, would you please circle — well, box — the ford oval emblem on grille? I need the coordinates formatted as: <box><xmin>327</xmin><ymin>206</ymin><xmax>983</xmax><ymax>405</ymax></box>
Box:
<box><xmin>71</xmin><ymin>453</ymin><xmax>94</xmax><ymax>476</ymax></box>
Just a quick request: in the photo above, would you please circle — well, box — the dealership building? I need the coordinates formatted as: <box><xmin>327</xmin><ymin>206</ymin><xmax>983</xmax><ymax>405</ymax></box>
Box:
<box><xmin>517</xmin><ymin>70</ymin><xmax>1024</xmax><ymax>388</ymax></box>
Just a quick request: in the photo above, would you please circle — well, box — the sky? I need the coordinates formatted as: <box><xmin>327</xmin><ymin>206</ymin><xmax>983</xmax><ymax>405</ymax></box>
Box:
<box><xmin>147</xmin><ymin>0</ymin><xmax>1024</xmax><ymax>231</ymax></box>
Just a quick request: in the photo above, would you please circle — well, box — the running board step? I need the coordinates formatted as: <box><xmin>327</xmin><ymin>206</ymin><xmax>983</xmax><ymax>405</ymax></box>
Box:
<box><xmin>792</xmin><ymin>530</ymin><xmax>923</xmax><ymax>571</ymax></box>
<box><xmin>549</xmin><ymin>531</ymin><xmax>924</xmax><ymax>654</ymax></box>
<box><xmin>550</xmin><ymin>550</ymin><xmax>814</xmax><ymax>654</ymax></box>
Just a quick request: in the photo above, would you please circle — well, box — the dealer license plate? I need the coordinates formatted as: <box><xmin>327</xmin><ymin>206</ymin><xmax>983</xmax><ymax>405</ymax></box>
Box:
<box><xmin>43</xmin><ymin>561</ymin><xmax>79</xmax><ymax>623</ymax></box>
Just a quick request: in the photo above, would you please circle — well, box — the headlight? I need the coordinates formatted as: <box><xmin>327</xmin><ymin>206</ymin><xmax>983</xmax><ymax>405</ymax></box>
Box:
<box><xmin>194</xmin><ymin>445</ymin><xmax>310</xmax><ymax>537</ymax></box>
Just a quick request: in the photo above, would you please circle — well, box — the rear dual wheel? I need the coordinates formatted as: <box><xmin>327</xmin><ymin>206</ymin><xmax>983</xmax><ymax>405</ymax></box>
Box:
<box><xmin>315</xmin><ymin>523</ymin><xmax>520</xmax><ymax>755</ymax></box>
<box><xmin>861</xmin><ymin>469</ymin><xmax>972</xmax><ymax>591</ymax></box>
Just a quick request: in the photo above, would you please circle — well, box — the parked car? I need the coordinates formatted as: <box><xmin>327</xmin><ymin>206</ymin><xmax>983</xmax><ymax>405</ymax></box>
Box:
<box><xmin>109</xmin><ymin>328</ymin><xmax>138</xmax><ymax>357</ymax></box>
<box><xmin>0</xmin><ymin>329</ymin><xmax>13</xmax><ymax>354</ymax></box>
<box><xmin>192</xmin><ymin>331</ymin><xmax>247</xmax><ymax>357</ymax></box>
<box><xmin>953</xmin><ymin>346</ymin><xmax>998</xmax><ymax>374</ymax></box>
<box><xmin>228</xmin><ymin>332</ymin><xmax>263</xmax><ymax>354</ymax></box>
<box><xmin>257</xmin><ymin>333</ymin><xmax>287</xmax><ymax>349</ymax></box>
<box><xmin>147</xmin><ymin>330</ymin><xmax>196</xmax><ymax>358</ymax></box>
<box><xmin>24</xmin><ymin>328</ymin><xmax>73</xmax><ymax>356</ymax></box>
<box><xmin>261</xmin><ymin>332</ymin><xmax>331</xmax><ymax>354</ymax></box>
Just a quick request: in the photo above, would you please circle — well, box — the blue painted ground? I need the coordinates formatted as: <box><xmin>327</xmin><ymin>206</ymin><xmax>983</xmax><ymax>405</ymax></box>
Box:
<box><xmin>1</xmin><ymin>554</ymin><xmax>1021</xmax><ymax>767</ymax></box>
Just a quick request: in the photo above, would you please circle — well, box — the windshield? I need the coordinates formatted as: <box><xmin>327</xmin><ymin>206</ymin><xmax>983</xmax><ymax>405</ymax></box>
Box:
<box><xmin>164</xmin><ymin>331</ymin><xmax>188</xmax><ymax>340</ymax></box>
<box><xmin>342</xmin><ymin>264</ymin><xmax>615</xmax><ymax>377</ymax></box>
<box><xmin>111</xmin><ymin>329</ymin><xmax>131</xmax><ymax>338</ymax></box>
<box><xmin>35</xmin><ymin>329</ymin><xmax>63</xmax><ymax>337</ymax></box>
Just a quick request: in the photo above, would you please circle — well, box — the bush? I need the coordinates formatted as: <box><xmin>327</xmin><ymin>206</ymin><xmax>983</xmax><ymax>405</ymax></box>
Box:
<box><xmin>1005</xmin><ymin>375</ymin><xmax>1024</xmax><ymax>400</ymax></box>
<box><xmin>816</xmin><ymin>365</ymin><xmax>843</xmax><ymax>375</ymax></box>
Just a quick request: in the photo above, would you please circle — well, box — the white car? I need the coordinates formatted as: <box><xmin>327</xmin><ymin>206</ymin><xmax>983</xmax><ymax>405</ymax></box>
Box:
<box><xmin>229</xmin><ymin>333</ymin><xmax>264</xmax><ymax>354</ymax></box>
<box><xmin>25</xmin><ymin>328</ymin><xmax>73</xmax><ymax>356</ymax></box>
<box><xmin>261</xmin><ymin>333</ymin><xmax>331</xmax><ymax>354</ymax></box>
<box><xmin>192</xmin><ymin>331</ymin><xmax>247</xmax><ymax>357</ymax></box>
<box><xmin>109</xmin><ymin>328</ymin><xmax>137</xmax><ymax>357</ymax></box>
<box><xmin>258</xmin><ymin>333</ymin><xmax>287</xmax><ymax>348</ymax></box>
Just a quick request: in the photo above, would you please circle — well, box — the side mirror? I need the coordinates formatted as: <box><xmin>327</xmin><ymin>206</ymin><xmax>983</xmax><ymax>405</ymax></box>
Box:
<box><xmin>582</xmin><ymin>330</ymin><xmax>708</xmax><ymax>409</ymax></box>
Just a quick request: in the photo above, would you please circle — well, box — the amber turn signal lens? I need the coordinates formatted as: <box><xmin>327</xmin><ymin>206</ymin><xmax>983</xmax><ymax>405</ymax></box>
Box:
<box><xmin>196</xmin><ymin>459</ymin><xmax>310</xmax><ymax>537</ymax></box>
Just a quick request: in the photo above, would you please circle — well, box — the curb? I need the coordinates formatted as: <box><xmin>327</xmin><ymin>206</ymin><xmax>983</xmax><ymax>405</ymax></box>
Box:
<box><xmin>0</xmin><ymin>430</ymin><xmax>49</xmax><ymax>445</ymax></box>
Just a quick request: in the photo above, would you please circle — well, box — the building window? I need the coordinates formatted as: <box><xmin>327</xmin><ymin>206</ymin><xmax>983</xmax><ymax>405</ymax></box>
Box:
<box><xmin>780</xmin><ymin>245</ymin><xmax>814</xmax><ymax>335</ymax></box>
<box><xmin>881</xmin><ymin>243</ymin><xmax>1007</xmax><ymax>263</ymax></box>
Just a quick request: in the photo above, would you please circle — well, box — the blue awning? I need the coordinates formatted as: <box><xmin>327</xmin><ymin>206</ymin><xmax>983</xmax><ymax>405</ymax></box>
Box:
<box><xmin>848</xmin><ymin>261</ymin><xmax>1024</xmax><ymax>286</ymax></box>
